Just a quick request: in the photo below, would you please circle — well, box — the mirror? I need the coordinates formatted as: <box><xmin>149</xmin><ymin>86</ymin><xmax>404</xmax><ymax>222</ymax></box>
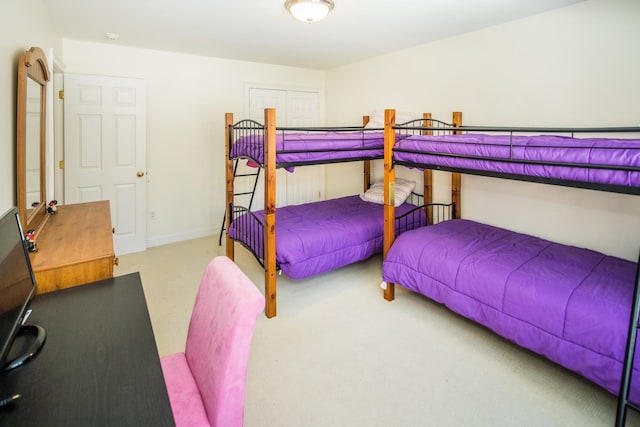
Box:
<box><xmin>17</xmin><ymin>47</ymin><xmax>49</xmax><ymax>234</ymax></box>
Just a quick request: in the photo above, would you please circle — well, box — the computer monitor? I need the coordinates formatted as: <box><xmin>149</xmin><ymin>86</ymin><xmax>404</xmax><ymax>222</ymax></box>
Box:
<box><xmin>0</xmin><ymin>207</ymin><xmax>45</xmax><ymax>372</ymax></box>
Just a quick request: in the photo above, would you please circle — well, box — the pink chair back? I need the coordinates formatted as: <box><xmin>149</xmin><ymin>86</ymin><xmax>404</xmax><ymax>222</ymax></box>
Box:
<box><xmin>185</xmin><ymin>256</ymin><xmax>264</xmax><ymax>427</ymax></box>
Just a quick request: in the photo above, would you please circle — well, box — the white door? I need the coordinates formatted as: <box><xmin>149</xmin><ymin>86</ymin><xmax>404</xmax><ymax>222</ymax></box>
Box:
<box><xmin>63</xmin><ymin>74</ymin><xmax>147</xmax><ymax>255</ymax></box>
<box><xmin>249</xmin><ymin>88</ymin><xmax>287</xmax><ymax>125</ymax></box>
<box><xmin>246</xmin><ymin>87</ymin><xmax>324</xmax><ymax>208</ymax></box>
<box><xmin>286</xmin><ymin>90</ymin><xmax>319</xmax><ymax>127</ymax></box>
<box><xmin>284</xmin><ymin>90</ymin><xmax>324</xmax><ymax>204</ymax></box>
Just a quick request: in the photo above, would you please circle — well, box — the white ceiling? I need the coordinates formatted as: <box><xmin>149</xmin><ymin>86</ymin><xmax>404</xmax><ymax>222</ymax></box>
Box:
<box><xmin>42</xmin><ymin>0</ymin><xmax>584</xmax><ymax>70</ymax></box>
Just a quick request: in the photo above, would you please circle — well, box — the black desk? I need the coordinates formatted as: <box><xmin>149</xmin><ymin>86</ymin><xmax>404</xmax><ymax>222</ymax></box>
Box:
<box><xmin>0</xmin><ymin>273</ymin><xmax>175</xmax><ymax>426</ymax></box>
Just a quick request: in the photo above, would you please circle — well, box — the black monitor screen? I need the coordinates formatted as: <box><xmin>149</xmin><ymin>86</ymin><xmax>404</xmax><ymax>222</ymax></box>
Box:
<box><xmin>0</xmin><ymin>207</ymin><xmax>36</xmax><ymax>369</ymax></box>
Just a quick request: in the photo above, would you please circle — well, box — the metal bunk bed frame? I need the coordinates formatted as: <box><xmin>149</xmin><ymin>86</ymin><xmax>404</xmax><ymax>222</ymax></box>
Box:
<box><xmin>382</xmin><ymin>109</ymin><xmax>640</xmax><ymax>425</ymax></box>
<box><xmin>224</xmin><ymin>109</ymin><xmax>383</xmax><ymax>318</ymax></box>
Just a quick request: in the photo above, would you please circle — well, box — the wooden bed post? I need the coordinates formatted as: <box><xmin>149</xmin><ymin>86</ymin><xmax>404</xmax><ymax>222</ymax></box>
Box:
<box><xmin>383</xmin><ymin>109</ymin><xmax>396</xmax><ymax>301</ymax></box>
<box><xmin>264</xmin><ymin>108</ymin><xmax>277</xmax><ymax>318</ymax></box>
<box><xmin>225</xmin><ymin>112</ymin><xmax>235</xmax><ymax>260</ymax></box>
<box><xmin>451</xmin><ymin>112</ymin><xmax>463</xmax><ymax>219</ymax></box>
<box><xmin>363</xmin><ymin>115</ymin><xmax>371</xmax><ymax>191</ymax></box>
<box><xmin>422</xmin><ymin>113</ymin><xmax>433</xmax><ymax>225</ymax></box>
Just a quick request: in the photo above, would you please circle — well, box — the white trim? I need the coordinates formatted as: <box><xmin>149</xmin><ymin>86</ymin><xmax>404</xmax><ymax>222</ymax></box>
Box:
<box><xmin>45</xmin><ymin>48</ymin><xmax>56</xmax><ymax>203</ymax></box>
<box><xmin>52</xmin><ymin>55</ymin><xmax>66</xmax><ymax>73</ymax></box>
<box><xmin>146</xmin><ymin>227</ymin><xmax>217</xmax><ymax>249</ymax></box>
<box><xmin>52</xmin><ymin>72</ymin><xmax>64</xmax><ymax>203</ymax></box>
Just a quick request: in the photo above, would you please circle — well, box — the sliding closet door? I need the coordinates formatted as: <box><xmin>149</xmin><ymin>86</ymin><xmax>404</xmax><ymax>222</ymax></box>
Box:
<box><xmin>284</xmin><ymin>90</ymin><xmax>325</xmax><ymax>205</ymax></box>
<box><xmin>246</xmin><ymin>87</ymin><xmax>324</xmax><ymax>208</ymax></box>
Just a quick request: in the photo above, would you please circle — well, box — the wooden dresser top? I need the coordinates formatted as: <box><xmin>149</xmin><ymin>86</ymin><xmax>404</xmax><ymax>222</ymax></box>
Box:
<box><xmin>29</xmin><ymin>200</ymin><xmax>114</xmax><ymax>271</ymax></box>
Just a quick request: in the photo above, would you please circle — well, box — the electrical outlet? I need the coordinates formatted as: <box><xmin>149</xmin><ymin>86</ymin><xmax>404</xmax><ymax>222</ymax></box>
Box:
<box><xmin>150</xmin><ymin>211</ymin><xmax>156</xmax><ymax>220</ymax></box>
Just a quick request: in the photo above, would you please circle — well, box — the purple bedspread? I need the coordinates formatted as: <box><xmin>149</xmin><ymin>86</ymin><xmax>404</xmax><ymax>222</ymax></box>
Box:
<box><xmin>230</xmin><ymin>131</ymin><xmax>385</xmax><ymax>166</ymax></box>
<box><xmin>394</xmin><ymin>133</ymin><xmax>640</xmax><ymax>188</ymax></box>
<box><xmin>382</xmin><ymin>219</ymin><xmax>640</xmax><ymax>400</ymax></box>
<box><xmin>229</xmin><ymin>195</ymin><xmax>426</xmax><ymax>279</ymax></box>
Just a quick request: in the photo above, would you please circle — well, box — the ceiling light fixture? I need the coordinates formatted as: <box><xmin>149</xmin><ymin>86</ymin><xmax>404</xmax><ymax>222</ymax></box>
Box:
<box><xmin>285</xmin><ymin>0</ymin><xmax>334</xmax><ymax>23</ymax></box>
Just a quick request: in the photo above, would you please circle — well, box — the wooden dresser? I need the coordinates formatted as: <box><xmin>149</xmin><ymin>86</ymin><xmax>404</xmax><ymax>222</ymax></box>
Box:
<box><xmin>29</xmin><ymin>200</ymin><xmax>117</xmax><ymax>294</ymax></box>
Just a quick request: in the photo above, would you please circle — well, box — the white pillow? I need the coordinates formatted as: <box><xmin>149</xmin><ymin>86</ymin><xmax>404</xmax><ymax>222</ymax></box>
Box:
<box><xmin>360</xmin><ymin>177</ymin><xmax>416</xmax><ymax>207</ymax></box>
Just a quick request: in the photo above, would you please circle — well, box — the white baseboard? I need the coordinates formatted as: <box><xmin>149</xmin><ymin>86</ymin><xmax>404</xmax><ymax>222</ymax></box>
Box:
<box><xmin>146</xmin><ymin>226</ymin><xmax>218</xmax><ymax>249</ymax></box>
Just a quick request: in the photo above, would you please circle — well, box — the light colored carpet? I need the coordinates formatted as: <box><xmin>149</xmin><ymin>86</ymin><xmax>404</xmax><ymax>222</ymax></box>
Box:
<box><xmin>116</xmin><ymin>237</ymin><xmax>640</xmax><ymax>427</ymax></box>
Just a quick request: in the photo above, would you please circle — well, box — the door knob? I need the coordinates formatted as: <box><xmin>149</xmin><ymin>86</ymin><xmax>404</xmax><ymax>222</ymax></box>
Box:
<box><xmin>137</xmin><ymin>171</ymin><xmax>145</xmax><ymax>177</ymax></box>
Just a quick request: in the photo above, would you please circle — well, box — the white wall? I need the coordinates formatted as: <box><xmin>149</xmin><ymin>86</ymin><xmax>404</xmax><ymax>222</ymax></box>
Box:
<box><xmin>325</xmin><ymin>0</ymin><xmax>640</xmax><ymax>261</ymax></box>
<box><xmin>0</xmin><ymin>0</ymin><xmax>60</xmax><ymax>216</ymax></box>
<box><xmin>4</xmin><ymin>0</ymin><xmax>639</xmax><ymax>261</ymax></box>
<box><xmin>61</xmin><ymin>40</ymin><xmax>325</xmax><ymax>247</ymax></box>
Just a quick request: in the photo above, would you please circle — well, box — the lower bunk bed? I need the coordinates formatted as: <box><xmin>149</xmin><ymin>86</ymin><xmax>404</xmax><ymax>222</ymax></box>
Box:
<box><xmin>382</xmin><ymin>218</ymin><xmax>640</xmax><ymax>402</ymax></box>
<box><xmin>228</xmin><ymin>193</ymin><xmax>440</xmax><ymax>279</ymax></box>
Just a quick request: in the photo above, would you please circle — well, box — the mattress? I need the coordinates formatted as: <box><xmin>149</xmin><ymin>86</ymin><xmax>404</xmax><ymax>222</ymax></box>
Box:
<box><xmin>394</xmin><ymin>133</ymin><xmax>640</xmax><ymax>189</ymax></box>
<box><xmin>382</xmin><ymin>219</ymin><xmax>640</xmax><ymax>400</ymax></box>
<box><xmin>230</xmin><ymin>131</ymin><xmax>386</xmax><ymax>167</ymax></box>
<box><xmin>229</xmin><ymin>195</ymin><xmax>426</xmax><ymax>279</ymax></box>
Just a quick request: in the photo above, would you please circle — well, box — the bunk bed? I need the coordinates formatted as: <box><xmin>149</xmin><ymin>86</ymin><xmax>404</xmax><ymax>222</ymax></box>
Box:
<box><xmin>225</xmin><ymin>109</ymin><xmax>449</xmax><ymax>318</ymax></box>
<box><xmin>379</xmin><ymin>109</ymin><xmax>640</xmax><ymax>426</ymax></box>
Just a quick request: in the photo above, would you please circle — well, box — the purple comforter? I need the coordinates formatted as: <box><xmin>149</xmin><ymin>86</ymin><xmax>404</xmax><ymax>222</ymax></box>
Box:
<box><xmin>230</xmin><ymin>131</ymin><xmax>385</xmax><ymax>166</ymax></box>
<box><xmin>394</xmin><ymin>133</ymin><xmax>640</xmax><ymax>189</ymax></box>
<box><xmin>229</xmin><ymin>195</ymin><xmax>426</xmax><ymax>279</ymax></box>
<box><xmin>383</xmin><ymin>219</ymin><xmax>640</xmax><ymax>400</ymax></box>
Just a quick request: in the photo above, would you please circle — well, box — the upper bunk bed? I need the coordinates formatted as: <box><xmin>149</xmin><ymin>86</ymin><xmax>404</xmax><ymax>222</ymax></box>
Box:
<box><xmin>386</xmin><ymin>111</ymin><xmax>640</xmax><ymax>196</ymax></box>
<box><xmin>228</xmin><ymin>119</ymin><xmax>385</xmax><ymax>169</ymax></box>
<box><xmin>379</xmin><ymin>108</ymin><xmax>640</xmax><ymax>424</ymax></box>
<box><xmin>224</xmin><ymin>109</ymin><xmax>454</xmax><ymax>318</ymax></box>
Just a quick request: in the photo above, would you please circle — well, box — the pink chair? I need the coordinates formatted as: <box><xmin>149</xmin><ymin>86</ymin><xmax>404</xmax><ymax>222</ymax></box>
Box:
<box><xmin>160</xmin><ymin>256</ymin><xmax>265</xmax><ymax>427</ymax></box>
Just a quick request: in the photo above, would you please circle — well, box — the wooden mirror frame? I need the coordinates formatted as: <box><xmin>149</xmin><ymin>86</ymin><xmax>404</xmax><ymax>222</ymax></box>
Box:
<box><xmin>17</xmin><ymin>47</ymin><xmax>50</xmax><ymax>234</ymax></box>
